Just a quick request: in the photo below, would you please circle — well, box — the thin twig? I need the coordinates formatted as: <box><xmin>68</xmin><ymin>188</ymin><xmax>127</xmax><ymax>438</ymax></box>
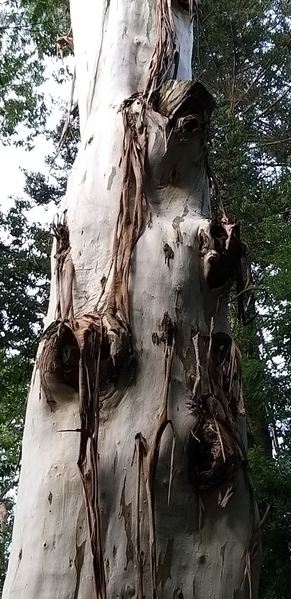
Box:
<box><xmin>230</xmin><ymin>19</ymin><xmax>236</xmax><ymax>116</ymax></box>
<box><xmin>228</xmin><ymin>285</ymin><xmax>264</xmax><ymax>304</ymax></box>
<box><xmin>254</xmin><ymin>86</ymin><xmax>291</xmax><ymax>121</ymax></box>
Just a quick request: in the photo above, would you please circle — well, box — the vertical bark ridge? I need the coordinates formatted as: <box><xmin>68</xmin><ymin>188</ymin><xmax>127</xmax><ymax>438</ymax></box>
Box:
<box><xmin>134</xmin><ymin>315</ymin><xmax>175</xmax><ymax>599</ymax></box>
<box><xmin>39</xmin><ymin>219</ymin><xmax>107</xmax><ymax>596</ymax></box>
<box><xmin>144</xmin><ymin>0</ymin><xmax>176</xmax><ymax>99</ymax></box>
<box><xmin>52</xmin><ymin>213</ymin><xmax>75</xmax><ymax>321</ymax></box>
<box><xmin>102</xmin><ymin>0</ymin><xmax>196</xmax><ymax>332</ymax></box>
<box><xmin>76</xmin><ymin>319</ymin><xmax>106</xmax><ymax>599</ymax></box>
<box><xmin>105</xmin><ymin>97</ymin><xmax>148</xmax><ymax>329</ymax></box>
<box><xmin>133</xmin><ymin>433</ymin><xmax>147</xmax><ymax>599</ymax></box>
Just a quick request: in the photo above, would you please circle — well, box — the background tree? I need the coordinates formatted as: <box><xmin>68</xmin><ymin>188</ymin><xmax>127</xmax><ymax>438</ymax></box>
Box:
<box><xmin>197</xmin><ymin>2</ymin><xmax>291</xmax><ymax>596</ymax></box>
<box><xmin>1</xmin><ymin>0</ymin><xmax>291</xmax><ymax>598</ymax></box>
<box><xmin>0</xmin><ymin>0</ymin><xmax>77</xmax><ymax>590</ymax></box>
<box><xmin>0</xmin><ymin>115</ymin><xmax>78</xmax><ymax>588</ymax></box>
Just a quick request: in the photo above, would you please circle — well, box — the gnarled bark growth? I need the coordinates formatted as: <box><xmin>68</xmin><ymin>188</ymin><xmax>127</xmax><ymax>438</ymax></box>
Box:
<box><xmin>4</xmin><ymin>2</ymin><xmax>261</xmax><ymax>599</ymax></box>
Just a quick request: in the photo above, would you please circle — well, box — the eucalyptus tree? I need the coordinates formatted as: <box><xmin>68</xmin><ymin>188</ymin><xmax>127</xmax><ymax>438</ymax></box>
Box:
<box><xmin>3</xmin><ymin>2</ymin><xmax>261</xmax><ymax>598</ymax></box>
<box><xmin>0</xmin><ymin>117</ymin><xmax>80</xmax><ymax>590</ymax></box>
<box><xmin>0</xmin><ymin>0</ymin><xmax>74</xmax><ymax>588</ymax></box>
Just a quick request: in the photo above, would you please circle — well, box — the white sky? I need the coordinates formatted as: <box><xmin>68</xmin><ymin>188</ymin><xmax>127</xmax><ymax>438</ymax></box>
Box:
<box><xmin>0</xmin><ymin>57</ymin><xmax>73</xmax><ymax>222</ymax></box>
<box><xmin>0</xmin><ymin>140</ymin><xmax>50</xmax><ymax>206</ymax></box>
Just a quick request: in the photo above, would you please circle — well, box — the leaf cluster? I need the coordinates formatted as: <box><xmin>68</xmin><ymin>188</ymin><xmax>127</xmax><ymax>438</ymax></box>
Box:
<box><xmin>0</xmin><ymin>0</ymin><xmax>69</xmax><ymax>140</ymax></box>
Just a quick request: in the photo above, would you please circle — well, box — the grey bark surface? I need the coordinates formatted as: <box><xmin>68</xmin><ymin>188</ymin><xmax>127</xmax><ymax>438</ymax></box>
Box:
<box><xmin>3</xmin><ymin>2</ymin><xmax>261</xmax><ymax>598</ymax></box>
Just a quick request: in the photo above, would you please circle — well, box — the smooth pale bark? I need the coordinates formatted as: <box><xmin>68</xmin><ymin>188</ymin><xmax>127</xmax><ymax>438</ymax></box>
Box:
<box><xmin>3</xmin><ymin>2</ymin><xmax>261</xmax><ymax>598</ymax></box>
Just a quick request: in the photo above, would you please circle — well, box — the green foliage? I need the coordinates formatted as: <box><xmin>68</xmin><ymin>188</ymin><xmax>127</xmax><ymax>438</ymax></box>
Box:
<box><xmin>0</xmin><ymin>0</ymin><xmax>69</xmax><ymax>141</ymax></box>
<box><xmin>0</xmin><ymin>200</ymin><xmax>51</xmax><ymax>355</ymax></box>
<box><xmin>21</xmin><ymin>0</ymin><xmax>70</xmax><ymax>56</ymax></box>
<box><xmin>0</xmin><ymin>352</ymin><xmax>26</xmax><ymax>492</ymax></box>
<box><xmin>0</xmin><ymin>498</ymin><xmax>14</xmax><ymax>592</ymax></box>
<box><xmin>250</xmin><ymin>447</ymin><xmax>291</xmax><ymax>599</ymax></box>
<box><xmin>0</xmin><ymin>350</ymin><xmax>27</xmax><ymax>560</ymax></box>
<box><xmin>198</xmin><ymin>1</ymin><xmax>291</xmax><ymax>596</ymax></box>
<box><xmin>22</xmin><ymin>114</ymin><xmax>80</xmax><ymax>206</ymax></box>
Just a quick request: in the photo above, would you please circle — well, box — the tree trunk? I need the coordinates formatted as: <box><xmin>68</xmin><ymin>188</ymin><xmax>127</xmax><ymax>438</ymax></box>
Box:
<box><xmin>3</xmin><ymin>2</ymin><xmax>261</xmax><ymax>598</ymax></box>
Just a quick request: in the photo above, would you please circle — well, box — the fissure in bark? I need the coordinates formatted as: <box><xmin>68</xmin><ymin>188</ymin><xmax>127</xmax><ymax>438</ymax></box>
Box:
<box><xmin>133</xmin><ymin>312</ymin><xmax>175</xmax><ymax>599</ymax></box>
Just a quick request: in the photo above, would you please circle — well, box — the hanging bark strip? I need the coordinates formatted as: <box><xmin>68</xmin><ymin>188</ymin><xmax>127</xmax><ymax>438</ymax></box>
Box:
<box><xmin>144</xmin><ymin>0</ymin><xmax>176</xmax><ymax>99</ymax></box>
<box><xmin>39</xmin><ymin>314</ymin><xmax>107</xmax><ymax>598</ymax></box>
<box><xmin>134</xmin><ymin>315</ymin><xmax>175</xmax><ymax>599</ymax></box>
<box><xmin>144</xmin><ymin>0</ymin><xmax>197</xmax><ymax>100</ymax></box>
<box><xmin>187</xmin><ymin>331</ymin><xmax>245</xmax><ymax>491</ymax></box>
<box><xmin>106</xmin><ymin>95</ymin><xmax>148</xmax><ymax>327</ymax></box>
<box><xmin>75</xmin><ymin>316</ymin><xmax>106</xmax><ymax>599</ymax></box>
<box><xmin>198</xmin><ymin>218</ymin><xmax>254</xmax><ymax>324</ymax></box>
<box><xmin>52</xmin><ymin>213</ymin><xmax>75</xmax><ymax>321</ymax></box>
<box><xmin>39</xmin><ymin>213</ymin><xmax>107</xmax><ymax>597</ymax></box>
<box><xmin>106</xmin><ymin>1</ymin><xmax>197</xmax><ymax>326</ymax></box>
<box><xmin>176</xmin><ymin>0</ymin><xmax>197</xmax><ymax>19</ymax></box>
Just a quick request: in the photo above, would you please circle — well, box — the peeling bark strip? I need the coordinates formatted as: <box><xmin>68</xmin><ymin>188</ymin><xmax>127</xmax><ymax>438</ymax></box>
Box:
<box><xmin>188</xmin><ymin>332</ymin><xmax>244</xmax><ymax>490</ymax></box>
<box><xmin>39</xmin><ymin>314</ymin><xmax>106</xmax><ymax>598</ymax></box>
<box><xmin>76</xmin><ymin>318</ymin><xmax>106</xmax><ymax>599</ymax></box>
<box><xmin>52</xmin><ymin>213</ymin><xmax>74</xmax><ymax>321</ymax></box>
<box><xmin>199</xmin><ymin>218</ymin><xmax>253</xmax><ymax>324</ymax></box>
<box><xmin>145</xmin><ymin>0</ymin><xmax>195</xmax><ymax>99</ymax></box>
<box><xmin>134</xmin><ymin>315</ymin><xmax>175</xmax><ymax>599</ymax></box>
<box><xmin>144</xmin><ymin>0</ymin><xmax>176</xmax><ymax>98</ymax></box>
<box><xmin>177</xmin><ymin>0</ymin><xmax>196</xmax><ymax>18</ymax></box>
<box><xmin>106</xmin><ymin>94</ymin><xmax>148</xmax><ymax>328</ymax></box>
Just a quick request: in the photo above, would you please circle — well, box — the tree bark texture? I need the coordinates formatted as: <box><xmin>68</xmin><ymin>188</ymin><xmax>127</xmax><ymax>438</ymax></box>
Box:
<box><xmin>3</xmin><ymin>1</ymin><xmax>261</xmax><ymax>598</ymax></box>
